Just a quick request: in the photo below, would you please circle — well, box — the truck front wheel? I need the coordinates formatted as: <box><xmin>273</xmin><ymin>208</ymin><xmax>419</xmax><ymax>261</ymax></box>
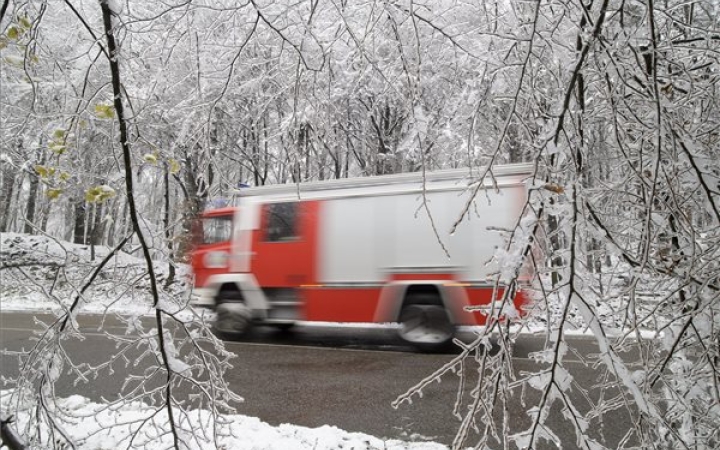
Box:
<box><xmin>398</xmin><ymin>297</ymin><xmax>455</xmax><ymax>352</ymax></box>
<box><xmin>214</xmin><ymin>287</ymin><xmax>252</xmax><ymax>338</ymax></box>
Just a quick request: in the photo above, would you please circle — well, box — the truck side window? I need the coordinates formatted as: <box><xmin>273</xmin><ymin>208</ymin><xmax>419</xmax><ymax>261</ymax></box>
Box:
<box><xmin>265</xmin><ymin>202</ymin><xmax>298</xmax><ymax>242</ymax></box>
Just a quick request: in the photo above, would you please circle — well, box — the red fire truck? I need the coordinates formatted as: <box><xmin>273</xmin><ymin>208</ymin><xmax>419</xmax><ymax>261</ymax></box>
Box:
<box><xmin>190</xmin><ymin>164</ymin><xmax>532</xmax><ymax>351</ymax></box>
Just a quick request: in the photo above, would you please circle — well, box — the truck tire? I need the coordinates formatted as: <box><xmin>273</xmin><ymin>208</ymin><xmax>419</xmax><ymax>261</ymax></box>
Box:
<box><xmin>214</xmin><ymin>288</ymin><xmax>252</xmax><ymax>338</ymax></box>
<box><xmin>271</xmin><ymin>323</ymin><xmax>296</xmax><ymax>332</ymax></box>
<box><xmin>398</xmin><ymin>294</ymin><xmax>455</xmax><ymax>352</ymax></box>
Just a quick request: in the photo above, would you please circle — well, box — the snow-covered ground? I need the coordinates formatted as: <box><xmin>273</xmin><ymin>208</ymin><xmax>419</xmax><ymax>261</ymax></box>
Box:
<box><xmin>0</xmin><ymin>232</ymin><xmax>456</xmax><ymax>449</ymax></box>
<box><xmin>0</xmin><ymin>232</ymin><xmax>191</xmax><ymax>316</ymax></box>
<box><xmin>0</xmin><ymin>390</ymin><xmax>447</xmax><ymax>450</ymax></box>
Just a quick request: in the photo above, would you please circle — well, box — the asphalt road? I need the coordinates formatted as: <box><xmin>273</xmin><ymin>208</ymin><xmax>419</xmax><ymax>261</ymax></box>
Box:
<box><xmin>0</xmin><ymin>311</ymin><xmax>637</xmax><ymax>448</ymax></box>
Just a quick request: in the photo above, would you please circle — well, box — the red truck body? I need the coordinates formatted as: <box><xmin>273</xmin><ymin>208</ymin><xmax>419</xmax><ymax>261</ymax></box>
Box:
<box><xmin>190</xmin><ymin>165</ymin><xmax>532</xmax><ymax>350</ymax></box>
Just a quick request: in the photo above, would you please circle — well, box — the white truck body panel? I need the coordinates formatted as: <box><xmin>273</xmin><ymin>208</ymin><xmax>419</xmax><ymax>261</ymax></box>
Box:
<box><xmin>310</xmin><ymin>170</ymin><xmax>527</xmax><ymax>284</ymax></box>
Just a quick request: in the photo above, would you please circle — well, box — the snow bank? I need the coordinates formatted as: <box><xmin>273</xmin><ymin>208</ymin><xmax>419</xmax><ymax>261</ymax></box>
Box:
<box><xmin>0</xmin><ymin>232</ymin><xmax>189</xmax><ymax>315</ymax></box>
<box><xmin>0</xmin><ymin>390</ymin><xmax>449</xmax><ymax>450</ymax></box>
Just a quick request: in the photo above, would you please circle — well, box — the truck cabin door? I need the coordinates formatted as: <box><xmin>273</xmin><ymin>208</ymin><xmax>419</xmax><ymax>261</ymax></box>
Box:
<box><xmin>250</xmin><ymin>201</ymin><xmax>319</xmax><ymax>288</ymax></box>
<box><xmin>191</xmin><ymin>211</ymin><xmax>234</xmax><ymax>288</ymax></box>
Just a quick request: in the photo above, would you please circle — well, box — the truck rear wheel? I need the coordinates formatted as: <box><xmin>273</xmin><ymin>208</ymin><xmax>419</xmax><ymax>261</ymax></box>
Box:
<box><xmin>398</xmin><ymin>294</ymin><xmax>455</xmax><ymax>352</ymax></box>
<box><xmin>214</xmin><ymin>287</ymin><xmax>252</xmax><ymax>338</ymax></box>
<box><xmin>270</xmin><ymin>323</ymin><xmax>295</xmax><ymax>332</ymax></box>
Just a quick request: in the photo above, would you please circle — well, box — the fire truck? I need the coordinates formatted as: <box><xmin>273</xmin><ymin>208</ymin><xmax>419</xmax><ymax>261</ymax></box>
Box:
<box><xmin>190</xmin><ymin>164</ymin><xmax>532</xmax><ymax>351</ymax></box>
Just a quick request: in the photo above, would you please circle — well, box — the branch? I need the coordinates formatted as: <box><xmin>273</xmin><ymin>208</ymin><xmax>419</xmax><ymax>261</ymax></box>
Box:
<box><xmin>0</xmin><ymin>261</ymin><xmax>62</xmax><ymax>270</ymax></box>
<box><xmin>250</xmin><ymin>0</ymin><xmax>322</xmax><ymax>71</ymax></box>
<box><xmin>0</xmin><ymin>0</ymin><xmax>9</xmax><ymax>25</ymax></box>
<box><xmin>98</xmin><ymin>2</ymin><xmax>180</xmax><ymax>448</ymax></box>
<box><xmin>450</xmin><ymin>0</ymin><xmax>542</xmax><ymax>234</ymax></box>
<box><xmin>63</xmin><ymin>0</ymin><xmax>109</xmax><ymax>59</ymax></box>
<box><xmin>553</xmin><ymin>0</ymin><xmax>610</xmax><ymax>144</ymax></box>
<box><xmin>0</xmin><ymin>415</ymin><xmax>26</xmax><ymax>450</ymax></box>
<box><xmin>671</xmin><ymin>129</ymin><xmax>720</xmax><ymax>224</ymax></box>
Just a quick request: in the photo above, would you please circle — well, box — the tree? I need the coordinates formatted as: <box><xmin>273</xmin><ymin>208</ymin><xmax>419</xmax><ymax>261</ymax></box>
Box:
<box><xmin>397</xmin><ymin>1</ymin><xmax>720</xmax><ymax>449</ymax></box>
<box><xmin>2</xmin><ymin>2</ymin><xmax>241</xmax><ymax>448</ymax></box>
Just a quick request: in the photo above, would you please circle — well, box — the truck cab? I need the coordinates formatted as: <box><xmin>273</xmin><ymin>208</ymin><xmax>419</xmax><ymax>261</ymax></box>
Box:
<box><xmin>190</xmin><ymin>207</ymin><xmax>236</xmax><ymax>308</ymax></box>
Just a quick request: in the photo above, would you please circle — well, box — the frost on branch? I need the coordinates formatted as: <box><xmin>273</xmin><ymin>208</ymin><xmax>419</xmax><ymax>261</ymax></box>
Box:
<box><xmin>394</xmin><ymin>0</ymin><xmax>720</xmax><ymax>448</ymax></box>
<box><xmin>0</xmin><ymin>234</ymin><xmax>242</xmax><ymax>448</ymax></box>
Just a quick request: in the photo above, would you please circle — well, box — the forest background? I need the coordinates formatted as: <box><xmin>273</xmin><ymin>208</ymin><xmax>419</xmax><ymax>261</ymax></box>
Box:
<box><xmin>1</xmin><ymin>0</ymin><xmax>719</xmax><ymax>449</ymax></box>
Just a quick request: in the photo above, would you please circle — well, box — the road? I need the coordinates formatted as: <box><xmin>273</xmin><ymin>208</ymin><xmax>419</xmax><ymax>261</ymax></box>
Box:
<box><xmin>0</xmin><ymin>311</ymin><xmax>636</xmax><ymax>448</ymax></box>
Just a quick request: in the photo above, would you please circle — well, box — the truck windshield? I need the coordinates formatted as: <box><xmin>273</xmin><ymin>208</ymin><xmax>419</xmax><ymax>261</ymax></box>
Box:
<box><xmin>198</xmin><ymin>215</ymin><xmax>233</xmax><ymax>245</ymax></box>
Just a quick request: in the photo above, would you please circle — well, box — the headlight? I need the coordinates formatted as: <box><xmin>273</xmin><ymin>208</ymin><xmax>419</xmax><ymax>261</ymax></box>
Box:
<box><xmin>203</xmin><ymin>251</ymin><xmax>229</xmax><ymax>268</ymax></box>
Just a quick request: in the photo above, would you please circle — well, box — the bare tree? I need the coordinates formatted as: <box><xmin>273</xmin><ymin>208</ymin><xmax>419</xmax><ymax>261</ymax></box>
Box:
<box><xmin>397</xmin><ymin>1</ymin><xmax>720</xmax><ymax>449</ymax></box>
<box><xmin>2</xmin><ymin>2</ymin><xmax>241</xmax><ymax>448</ymax></box>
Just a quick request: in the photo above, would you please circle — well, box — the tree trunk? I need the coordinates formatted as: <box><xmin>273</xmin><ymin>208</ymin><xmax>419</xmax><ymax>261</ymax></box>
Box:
<box><xmin>87</xmin><ymin>202</ymin><xmax>104</xmax><ymax>260</ymax></box>
<box><xmin>23</xmin><ymin>149</ymin><xmax>48</xmax><ymax>234</ymax></box>
<box><xmin>23</xmin><ymin>170</ymin><xmax>39</xmax><ymax>234</ymax></box>
<box><xmin>91</xmin><ymin>203</ymin><xmax>104</xmax><ymax>245</ymax></box>
<box><xmin>119</xmin><ymin>200</ymin><xmax>130</xmax><ymax>246</ymax></box>
<box><xmin>164</xmin><ymin>162</ymin><xmax>175</xmax><ymax>287</ymax></box>
<box><xmin>73</xmin><ymin>199</ymin><xmax>87</xmax><ymax>245</ymax></box>
<box><xmin>39</xmin><ymin>200</ymin><xmax>50</xmax><ymax>233</ymax></box>
<box><xmin>0</xmin><ymin>165</ymin><xmax>15</xmax><ymax>232</ymax></box>
<box><xmin>547</xmin><ymin>209</ymin><xmax>565</xmax><ymax>287</ymax></box>
<box><xmin>175</xmin><ymin>152</ymin><xmax>206</xmax><ymax>259</ymax></box>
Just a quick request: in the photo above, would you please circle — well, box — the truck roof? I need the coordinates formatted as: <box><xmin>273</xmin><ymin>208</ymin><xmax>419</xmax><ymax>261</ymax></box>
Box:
<box><xmin>200</xmin><ymin>206</ymin><xmax>237</xmax><ymax>218</ymax></box>
<box><xmin>231</xmin><ymin>163</ymin><xmax>533</xmax><ymax>202</ymax></box>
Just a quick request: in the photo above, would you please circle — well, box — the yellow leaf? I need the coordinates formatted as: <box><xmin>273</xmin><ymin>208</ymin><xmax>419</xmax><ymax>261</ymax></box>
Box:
<box><xmin>46</xmin><ymin>188</ymin><xmax>62</xmax><ymax>200</ymax></box>
<box><xmin>94</xmin><ymin>103</ymin><xmax>115</xmax><ymax>119</ymax></box>
<box><xmin>543</xmin><ymin>183</ymin><xmax>565</xmax><ymax>194</ymax></box>
<box><xmin>7</xmin><ymin>27</ymin><xmax>19</xmax><ymax>40</ymax></box>
<box><xmin>3</xmin><ymin>57</ymin><xmax>22</xmax><ymax>67</ymax></box>
<box><xmin>86</xmin><ymin>185</ymin><xmax>115</xmax><ymax>203</ymax></box>
<box><xmin>143</xmin><ymin>153</ymin><xmax>158</xmax><ymax>165</ymax></box>
<box><xmin>53</xmin><ymin>129</ymin><xmax>66</xmax><ymax>140</ymax></box>
<box><xmin>49</xmin><ymin>142</ymin><xmax>66</xmax><ymax>154</ymax></box>
<box><xmin>59</xmin><ymin>172</ymin><xmax>70</xmax><ymax>181</ymax></box>
<box><xmin>35</xmin><ymin>165</ymin><xmax>48</xmax><ymax>178</ymax></box>
<box><xmin>169</xmin><ymin>158</ymin><xmax>181</xmax><ymax>174</ymax></box>
<box><xmin>98</xmin><ymin>186</ymin><xmax>116</xmax><ymax>201</ymax></box>
<box><xmin>19</xmin><ymin>17</ymin><xmax>31</xmax><ymax>29</ymax></box>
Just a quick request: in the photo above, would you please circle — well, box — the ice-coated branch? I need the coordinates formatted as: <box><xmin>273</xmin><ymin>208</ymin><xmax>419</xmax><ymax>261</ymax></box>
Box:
<box><xmin>0</xmin><ymin>414</ymin><xmax>25</xmax><ymax>450</ymax></box>
<box><xmin>450</xmin><ymin>0</ymin><xmax>542</xmax><ymax>234</ymax></box>
<box><xmin>98</xmin><ymin>1</ymin><xmax>182</xmax><ymax>447</ymax></box>
<box><xmin>552</xmin><ymin>0</ymin><xmax>610</xmax><ymax>144</ymax></box>
<box><xmin>0</xmin><ymin>0</ymin><xmax>10</xmax><ymax>25</ymax></box>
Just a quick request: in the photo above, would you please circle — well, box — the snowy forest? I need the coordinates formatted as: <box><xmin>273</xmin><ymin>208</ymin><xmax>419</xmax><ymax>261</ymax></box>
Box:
<box><xmin>1</xmin><ymin>0</ymin><xmax>720</xmax><ymax>449</ymax></box>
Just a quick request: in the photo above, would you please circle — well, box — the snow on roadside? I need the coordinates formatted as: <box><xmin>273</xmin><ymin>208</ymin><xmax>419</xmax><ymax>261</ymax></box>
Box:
<box><xmin>0</xmin><ymin>390</ymin><xmax>449</xmax><ymax>450</ymax></box>
<box><xmin>1</xmin><ymin>231</ymin><xmax>187</xmax><ymax>316</ymax></box>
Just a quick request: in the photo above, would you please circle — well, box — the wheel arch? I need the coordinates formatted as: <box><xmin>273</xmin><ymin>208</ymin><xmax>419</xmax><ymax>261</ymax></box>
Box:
<box><xmin>204</xmin><ymin>273</ymin><xmax>269</xmax><ymax>311</ymax></box>
<box><xmin>216</xmin><ymin>282</ymin><xmax>246</xmax><ymax>302</ymax></box>
<box><xmin>373</xmin><ymin>281</ymin><xmax>473</xmax><ymax>325</ymax></box>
